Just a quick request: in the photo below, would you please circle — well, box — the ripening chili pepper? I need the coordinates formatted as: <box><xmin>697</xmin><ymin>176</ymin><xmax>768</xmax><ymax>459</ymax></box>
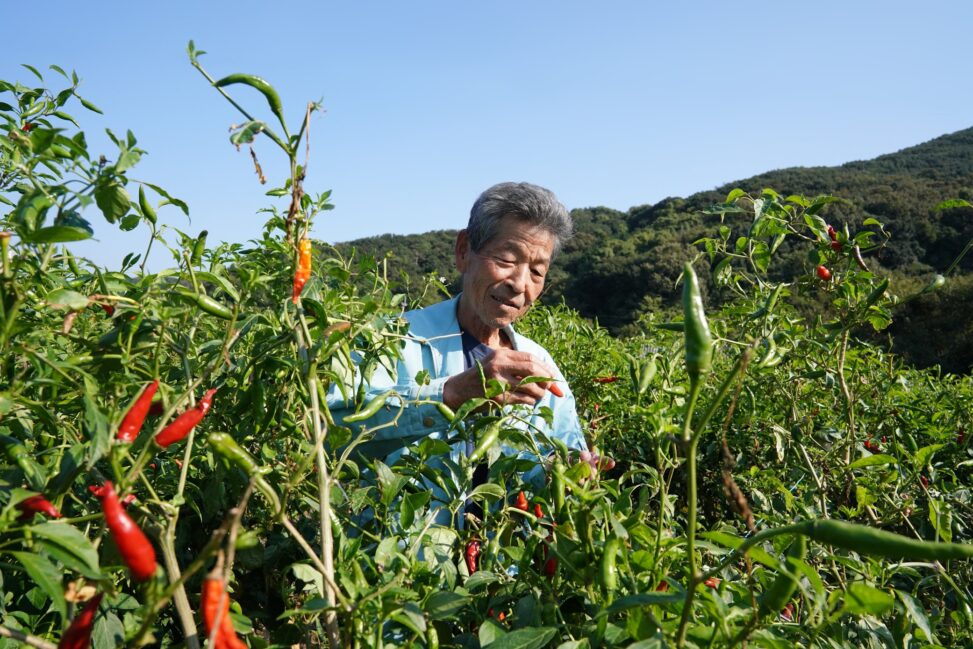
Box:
<box><xmin>682</xmin><ymin>263</ymin><xmax>713</xmax><ymax>383</ymax></box>
<box><xmin>544</xmin><ymin>557</ymin><xmax>558</xmax><ymax>578</ymax></box>
<box><xmin>58</xmin><ymin>592</ymin><xmax>103</xmax><ymax>649</ymax></box>
<box><xmin>17</xmin><ymin>494</ymin><xmax>62</xmax><ymax>521</ymax></box>
<box><xmin>117</xmin><ymin>379</ymin><xmax>160</xmax><ymax>443</ymax></box>
<box><xmin>121</xmin><ymin>493</ymin><xmax>137</xmax><ymax>508</ymax></box>
<box><xmin>292</xmin><ymin>237</ymin><xmax>312</xmax><ymax>303</ymax></box>
<box><xmin>155</xmin><ymin>388</ymin><xmax>217</xmax><ymax>448</ymax></box>
<box><xmin>515</xmin><ymin>491</ymin><xmax>529</xmax><ymax>512</ymax></box>
<box><xmin>816</xmin><ymin>265</ymin><xmax>831</xmax><ymax>281</ymax></box>
<box><xmin>656</xmin><ymin>580</ymin><xmax>669</xmax><ymax>592</ymax></box>
<box><xmin>548</xmin><ymin>383</ymin><xmax>564</xmax><ymax>398</ymax></box>
<box><xmin>90</xmin><ymin>481</ymin><xmax>156</xmax><ymax>581</ymax></box>
<box><xmin>202</xmin><ymin>570</ymin><xmax>247</xmax><ymax>649</ymax></box>
<box><xmin>464</xmin><ymin>539</ymin><xmax>481</xmax><ymax>574</ymax></box>
<box><xmin>781</xmin><ymin>601</ymin><xmax>795</xmax><ymax>621</ymax></box>
<box><xmin>534</xmin><ymin>503</ymin><xmax>544</xmax><ymax>519</ymax></box>
<box><xmin>593</xmin><ymin>376</ymin><xmax>619</xmax><ymax>384</ymax></box>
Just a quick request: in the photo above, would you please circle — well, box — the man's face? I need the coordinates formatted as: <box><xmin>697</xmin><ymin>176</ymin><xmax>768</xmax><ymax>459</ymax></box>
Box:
<box><xmin>455</xmin><ymin>216</ymin><xmax>555</xmax><ymax>335</ymax></box>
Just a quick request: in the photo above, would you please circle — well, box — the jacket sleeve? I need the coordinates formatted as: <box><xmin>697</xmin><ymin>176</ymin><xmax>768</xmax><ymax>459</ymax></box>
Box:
<box><xmin>325</xmin><ymin>337</ymin><xmax>455</xmax><ymax>460</ymax></box>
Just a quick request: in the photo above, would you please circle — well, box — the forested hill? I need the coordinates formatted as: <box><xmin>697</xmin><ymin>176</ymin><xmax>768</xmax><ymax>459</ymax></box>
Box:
<box><xmin>337</xmin><ymin>127</ymin><xmax>973</xmax><ymax>372</ymax></box>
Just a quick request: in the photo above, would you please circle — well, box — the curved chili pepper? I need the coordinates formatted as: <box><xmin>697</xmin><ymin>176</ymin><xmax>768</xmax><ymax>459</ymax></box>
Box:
<box><xmin>292</xmin><ymin>238</ymin><xmax>312</xmax><ymax>303</ymax></box>
<box><xmin>155</xmin><ymin>388</ymin><xmax>217</xmax><ymax>448</ymax></box>
<box><xmin>593</xmin><ymin>376</ymin><xmax>619</xmax><ymax>384</ymax></box>
<box><xmin>59</xmin><ymin>592</ymin><xmax>103</xmax><ymax>649</ymax></box>
<box><xmin>464</xmin><ymin>538</ymin><xmax>481</xmax><ymax>574</ymax></box>
<box><xmin>547</xmin><ymin>383</ymin><xmax>564</xmax><ymax>398</ymax></box>
<box><xmin>202</xmin><ymin>571</ymin><xmax>247</xmax><ymax>649</ymax></box>
<box><xmin>90</xmin><ymin>481</ymin><xmax>157</xmax><ymax>581</ymax></box>
<box><xmin>17</xmin><ymin>494</ymin><xmax>62</xmax><ymax>521</ymax></box>
<box><xmin>514</xmin><ymin>491</ymin><xmax>529</xmax><ymax>512</ymax></box>
<box><xmin>117</xmin><ymin>379</ymin><xmax>160</xmax><ymax>443</ymax></box>
<box><xmin>682</xmin><ymin>263</ymin><xmax>713</xmax><ymax>383</ymax></box>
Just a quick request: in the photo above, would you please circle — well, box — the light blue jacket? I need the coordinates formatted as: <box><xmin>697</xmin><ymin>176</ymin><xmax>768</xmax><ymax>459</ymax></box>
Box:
<box><xmin>328</xmin><ymin>295</ymin><xmax>587</xmax><ymax>463</ymax></box>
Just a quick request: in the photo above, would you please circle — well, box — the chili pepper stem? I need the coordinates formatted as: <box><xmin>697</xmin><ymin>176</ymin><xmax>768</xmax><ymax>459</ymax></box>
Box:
<box><xmin>675</xmin><ymin>376</ymin><xmax>703</xmax><ymax>649</ymax></box>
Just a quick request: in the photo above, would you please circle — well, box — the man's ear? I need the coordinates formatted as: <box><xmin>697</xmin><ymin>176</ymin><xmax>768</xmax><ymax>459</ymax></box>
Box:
<box><xmin>455</xmin><ymin>229</ymin><xmax>470</xmax><ymax>273</ymax></box>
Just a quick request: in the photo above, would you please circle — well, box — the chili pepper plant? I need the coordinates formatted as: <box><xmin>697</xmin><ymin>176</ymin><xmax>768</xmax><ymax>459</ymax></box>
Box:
<box><xmin>1</xmin><ymin>52</ymin><xmax>972</xmax><ymax>649</ymax></box>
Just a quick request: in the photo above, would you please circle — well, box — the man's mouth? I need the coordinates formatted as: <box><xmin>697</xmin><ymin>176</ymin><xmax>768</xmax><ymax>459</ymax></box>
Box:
<box><xmin>491</xmin><ymin>295</ymin><xmax>520</xmax><ymax>309</ymax></box>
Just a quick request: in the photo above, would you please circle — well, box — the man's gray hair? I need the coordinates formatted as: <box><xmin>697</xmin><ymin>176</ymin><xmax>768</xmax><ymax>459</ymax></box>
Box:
<box><xmin>467</xmin><ymin>182</ymin><xmax>573</xmax><ymax>256</ymax></box>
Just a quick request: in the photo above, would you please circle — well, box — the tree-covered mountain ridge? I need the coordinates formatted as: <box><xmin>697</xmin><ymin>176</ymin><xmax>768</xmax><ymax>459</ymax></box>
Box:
<box><xmin>339</xmin><ymin>126</ymin><xmax>973</xmax><ymax>372</ymax></box>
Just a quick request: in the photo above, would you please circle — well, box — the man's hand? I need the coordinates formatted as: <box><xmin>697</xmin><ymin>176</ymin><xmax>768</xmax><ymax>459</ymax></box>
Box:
<box><xmin>443</xmin><ymin>348</ymin><xmax>561</xmax><ymax>409</ymax></box>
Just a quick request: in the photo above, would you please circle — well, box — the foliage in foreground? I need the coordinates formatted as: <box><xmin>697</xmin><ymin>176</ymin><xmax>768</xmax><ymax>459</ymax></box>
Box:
<box><xmin>1</xmin><ymin>54</ymin><xmax>972</xmax><ymax>649</ymax></box>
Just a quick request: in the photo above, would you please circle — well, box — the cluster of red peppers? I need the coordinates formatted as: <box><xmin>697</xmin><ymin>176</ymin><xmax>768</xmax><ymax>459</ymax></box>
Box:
<box><xmin>292</xmin><ymin>237</ymin><xmax>312</xmax><ymax>303</ymax></box>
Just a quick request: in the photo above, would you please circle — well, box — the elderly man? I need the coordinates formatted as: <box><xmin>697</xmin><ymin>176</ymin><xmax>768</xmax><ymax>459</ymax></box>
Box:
<box><xmin>334</xmin><ymin>182</ymin><xmax>586</xmax><ymax>464</ymax></box>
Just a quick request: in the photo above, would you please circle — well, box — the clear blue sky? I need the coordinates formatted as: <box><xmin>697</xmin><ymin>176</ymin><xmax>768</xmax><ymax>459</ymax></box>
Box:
<box><xmin>3</xmin><ymin>1</ymin><xmax>972</xmax><ymax>269</ymax></box>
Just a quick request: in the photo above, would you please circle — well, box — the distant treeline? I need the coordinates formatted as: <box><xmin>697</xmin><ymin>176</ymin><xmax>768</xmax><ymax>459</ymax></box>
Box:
<box><xmin>338</xmin><ymin>127</ymin><xmax>973</xmax><ymax>373</ymax></box>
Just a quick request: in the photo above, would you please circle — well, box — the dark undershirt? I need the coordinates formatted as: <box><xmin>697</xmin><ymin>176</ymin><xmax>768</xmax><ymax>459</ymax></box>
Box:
<box><xmin>462</xmin><ymin>329</ymin><xmax>493</xmax><ymax>519</ymax></box>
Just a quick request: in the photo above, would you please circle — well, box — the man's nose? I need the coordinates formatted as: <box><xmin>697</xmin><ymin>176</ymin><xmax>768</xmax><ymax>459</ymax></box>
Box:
<box><xmin>504</xmin><ymin>263</ymin><xmax>530</xmax><ymax>293</ymax></box>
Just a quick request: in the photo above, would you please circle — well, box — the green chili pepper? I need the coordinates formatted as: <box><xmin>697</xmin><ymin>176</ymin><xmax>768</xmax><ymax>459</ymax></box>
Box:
<box><xmin>208</xmin><ymin>433</ymin><xmax>269</xmax><ymax>476</ymax></box>
<box><xmin>138</xmin><ymin>186</ymin><xmax>157</xmax><ymax>225</ymax></box>
<box><xmin>208</xmin><ymin>433</ymin><xmax>280</xmax><ymax>513</ymax></box>
<box><xmin>638</xmin><ymin>357</ymin><xmax>656</xmax><ymax>395</ymax></box>
<box><xmin>758</xmin><ymin>535</ymin><xmax>806</xmax><ymax>617</ymax></box>
<box><xmin>190</xmin><ymin>230</ymin><xmax>207</xmax><ymax>268</ymax></box>
<box><xmin>175</xmin><ymin>288</ymin><xmax>233</xmax><ymax>320</ymax></box>
<box><xmin>598</xmin><ymin>538</ymin><xmax>621</xmax><ymax>594</ymax></box>
<box><xmin>682</xmin><ymin>262</ymin><xmax>713</xmax><ymax>383</ymax></box>
<box><xmin>800</xmin><ymin>519</ymin><xmax>973</xmax><ymax>560</ymax></box>
<box><xmin>213</xmin><ymin>73</ymin><xmax>287</xmax><ymax>131</ymax></box>
<box><xmin>343</xmin><ymin>391</ymin><xmax>395</xmax><ymax>423</ymax></box>
<box><xmin>435</xmin><ymin>402</ymin><xmax>456</xmax><ymax>422</ymax></box>
<box><xmin>468</xmin><ymin>420</ymin><xmax>501</xmax><ymax>464</ymax></box>
<box><xmin>863</xmin><ymin>277</ymin><xmax>889</xmax><ymax>308</ymax></box>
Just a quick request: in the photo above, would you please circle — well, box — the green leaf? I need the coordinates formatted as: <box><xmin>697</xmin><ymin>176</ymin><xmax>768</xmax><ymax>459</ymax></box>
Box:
<box><xmin>45</xmin><ymin>288</ymin><xmax>89</xmax><ymax>311</ymax></box>
<box><xmin>700</xmin><ymin>531</ymin><xmax>780</xmax><ymax>570</ymax></box>
<box><xmin>119</xmin><ymin>214</ymin><xmax>141</xmax><ymax>232</ymax></box>
<box><xmin>896</xmin><ymin>590</ymin><xmax>933</xmax><ymax>641</ymax></box>
<box><xmin>484</xmin><ymin>627</ymin><xmax>558</xmax><ymax>649</ymax></box>
<box><xmin>12</xmin><ymin>191</ymin><xmax>54</xmax><ymax>230</ymax></box>
<box><xmin>847</xmin><ymin>454</ymin><xmax>895</xmax><ymax>471</ymax></box>
<box><xmin>77</xmin><ymin>95</ymin><xmax>103</xmax><ymax>114</ymax></box>
<box><xmin>94</xmin><ymin>181</ymin><xmax>131</xmax><ymax>223</ymax></box>
<box><xmin>11</xmin><ymin>551</ymin><xmax>66</xmax><ymax>619</ymax></box>
<box><xmin>230</xmin><ymin>120</ymin><xmax>266</xmax><ymax>146</ymax></box>
<box><xmin>606</xmin><ymin>593</ymin><xmax>682</xmax><ymax>614</ymax></box>
<box><xmin>28</xmin><ymin>225</ymin><xmax>93</xmax><ymax>243</ymax></box>
<box><xmin>470</xmin><ymin>483</ymin><xmax>505</xmax><ymax>501</ymax></box>
<box><xmin>914</xmin><ymin>444</ymin><xmax>944</xmax><ymax>469</ymax></box>
<box><xmin>725</xmin><ymin>188</ymin><xmax>746</xmax><ymax>203</ymax></box>
<box><xmin>934</xmin><ymin>198</ymin><xmax>973</xmax><ymax>211</ymax></box>
<box><xmin>424</xmin><ymin>591</ymin><xmax>469</xmax><ymax>620</ymax></box>
<box><xmin>93</xmin><ymin>610</ymin><xmax>125</xmax><ymax>648</ymax></box>
<box><xmin>115</xmin><ymin>149</ymin><xmax>142</xmax><ymax>173</ymax></box>
<box><xmin>840</xmin><ymin>582</ymin><xmax>894</xmax><ymax>617</ymax></box>
<box><xmin>21</xmin><ymin>64</ymin><xmax>44</xmax><ymax>81</ymax></box>
<box><xmin>30</xmin><ymin>522</ymin><xmax>102</xmax><ymax>578</ymax></box>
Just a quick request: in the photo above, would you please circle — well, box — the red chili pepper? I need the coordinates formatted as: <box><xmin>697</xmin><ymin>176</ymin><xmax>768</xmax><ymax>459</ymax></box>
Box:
<box><xmin>656</xmin><ymin>580</ymin><xmax>669</xmax><ymax>592</ymax></box>
<box><xmin>816</xmin><ymin>265</ymin><xmax>831</xmax><ymax>281</ymax></box>
<box><xmin>121</xmin><ymin>493</ymin><xmax>137</xmax><ymax>508</ymax></box>
<box><xmin>548</xmin><ymin>383</ymin><xmax>564</xmax><ymax>398</ymax></box>
<box><xmin>533</xmin><ymin>503</ymin><xmax>544</xmax><ymax>518</ymax></box>
<box><xmin>544</xmin><ymin>557</ymin><xmax>557</xmax><ymax>578</ymax></box>
<box><xmin>781</xmin><ymin>601</ymin><xmax>795</xmax><ymax>621</ymax></box>
<box><xmin>90</xmin><ymin>481</ymin><xmax>156</xmax><ymax>581</ymax></box>
<box><xmin>958</xmin><ymin>431</ymin><xmax>966</xmax><ymax>445</ymax></box>
<box><xmin>593</xmin><ymin>376</ymin><xmax>619</xmax><ymax>384</ymax></box>
<box><xmin>58</xmin><ymin>592</ymin><xmax>103</xmax><ymax>649</ymax></box>
<box><xmin>21</xmin><ymin>122</ymin><xmax>35</xmax><ymax>132</ymax></box>
<box><xmin>117</xmin><ymin>379</ymin><xmax>160</xmax><ymax>443</ymax></box>
<box><xmin>827</xmin><ymin>225</ymin><xmax>838</xmax><ymax>242</ymax></box>
<box><xmin>831</xmin><ymin>240</ymin><xmax>843</xmax><ymax>252</ymax></box>
<box><xmin>919</xmin><ymin>475</ymin><xmax>929</xmax><ymax>488</ymax></box>
<box><xmin>101</xmin><ymin>304</ymin><xmax>115</xmax><ymax>317</ymax></box>
<box><xmin>292</xmin><ymin>238</ymin><xmax>312</xmax><ymax>303</ymax></box>
<box><xmin>515</xmin><ymin>491</ymin><xmax>529</xmax><ymax>512</ymax></box>
<box><xmin>704</xmin><ymin>577</ymin><xmax>721</xmax><ymax>589</ymax></box>
<box><xmin>464</xmin><ymin>539</ymin><xmax>480</xmax><ymax>574</ymax></box>
<box><xmin>155</xmin><ymin>388</ymin><xmax>216</xmax><ymax>448</ymax></box>
<box><xmin>17</xmin><ymin>495</ymin><xmax>62</xmax><ymax>521</ymax></box>
<box><xmin>202</xmin><ymin>570</ymin><xmax>247</xmax><ymax>649</ymax></box>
